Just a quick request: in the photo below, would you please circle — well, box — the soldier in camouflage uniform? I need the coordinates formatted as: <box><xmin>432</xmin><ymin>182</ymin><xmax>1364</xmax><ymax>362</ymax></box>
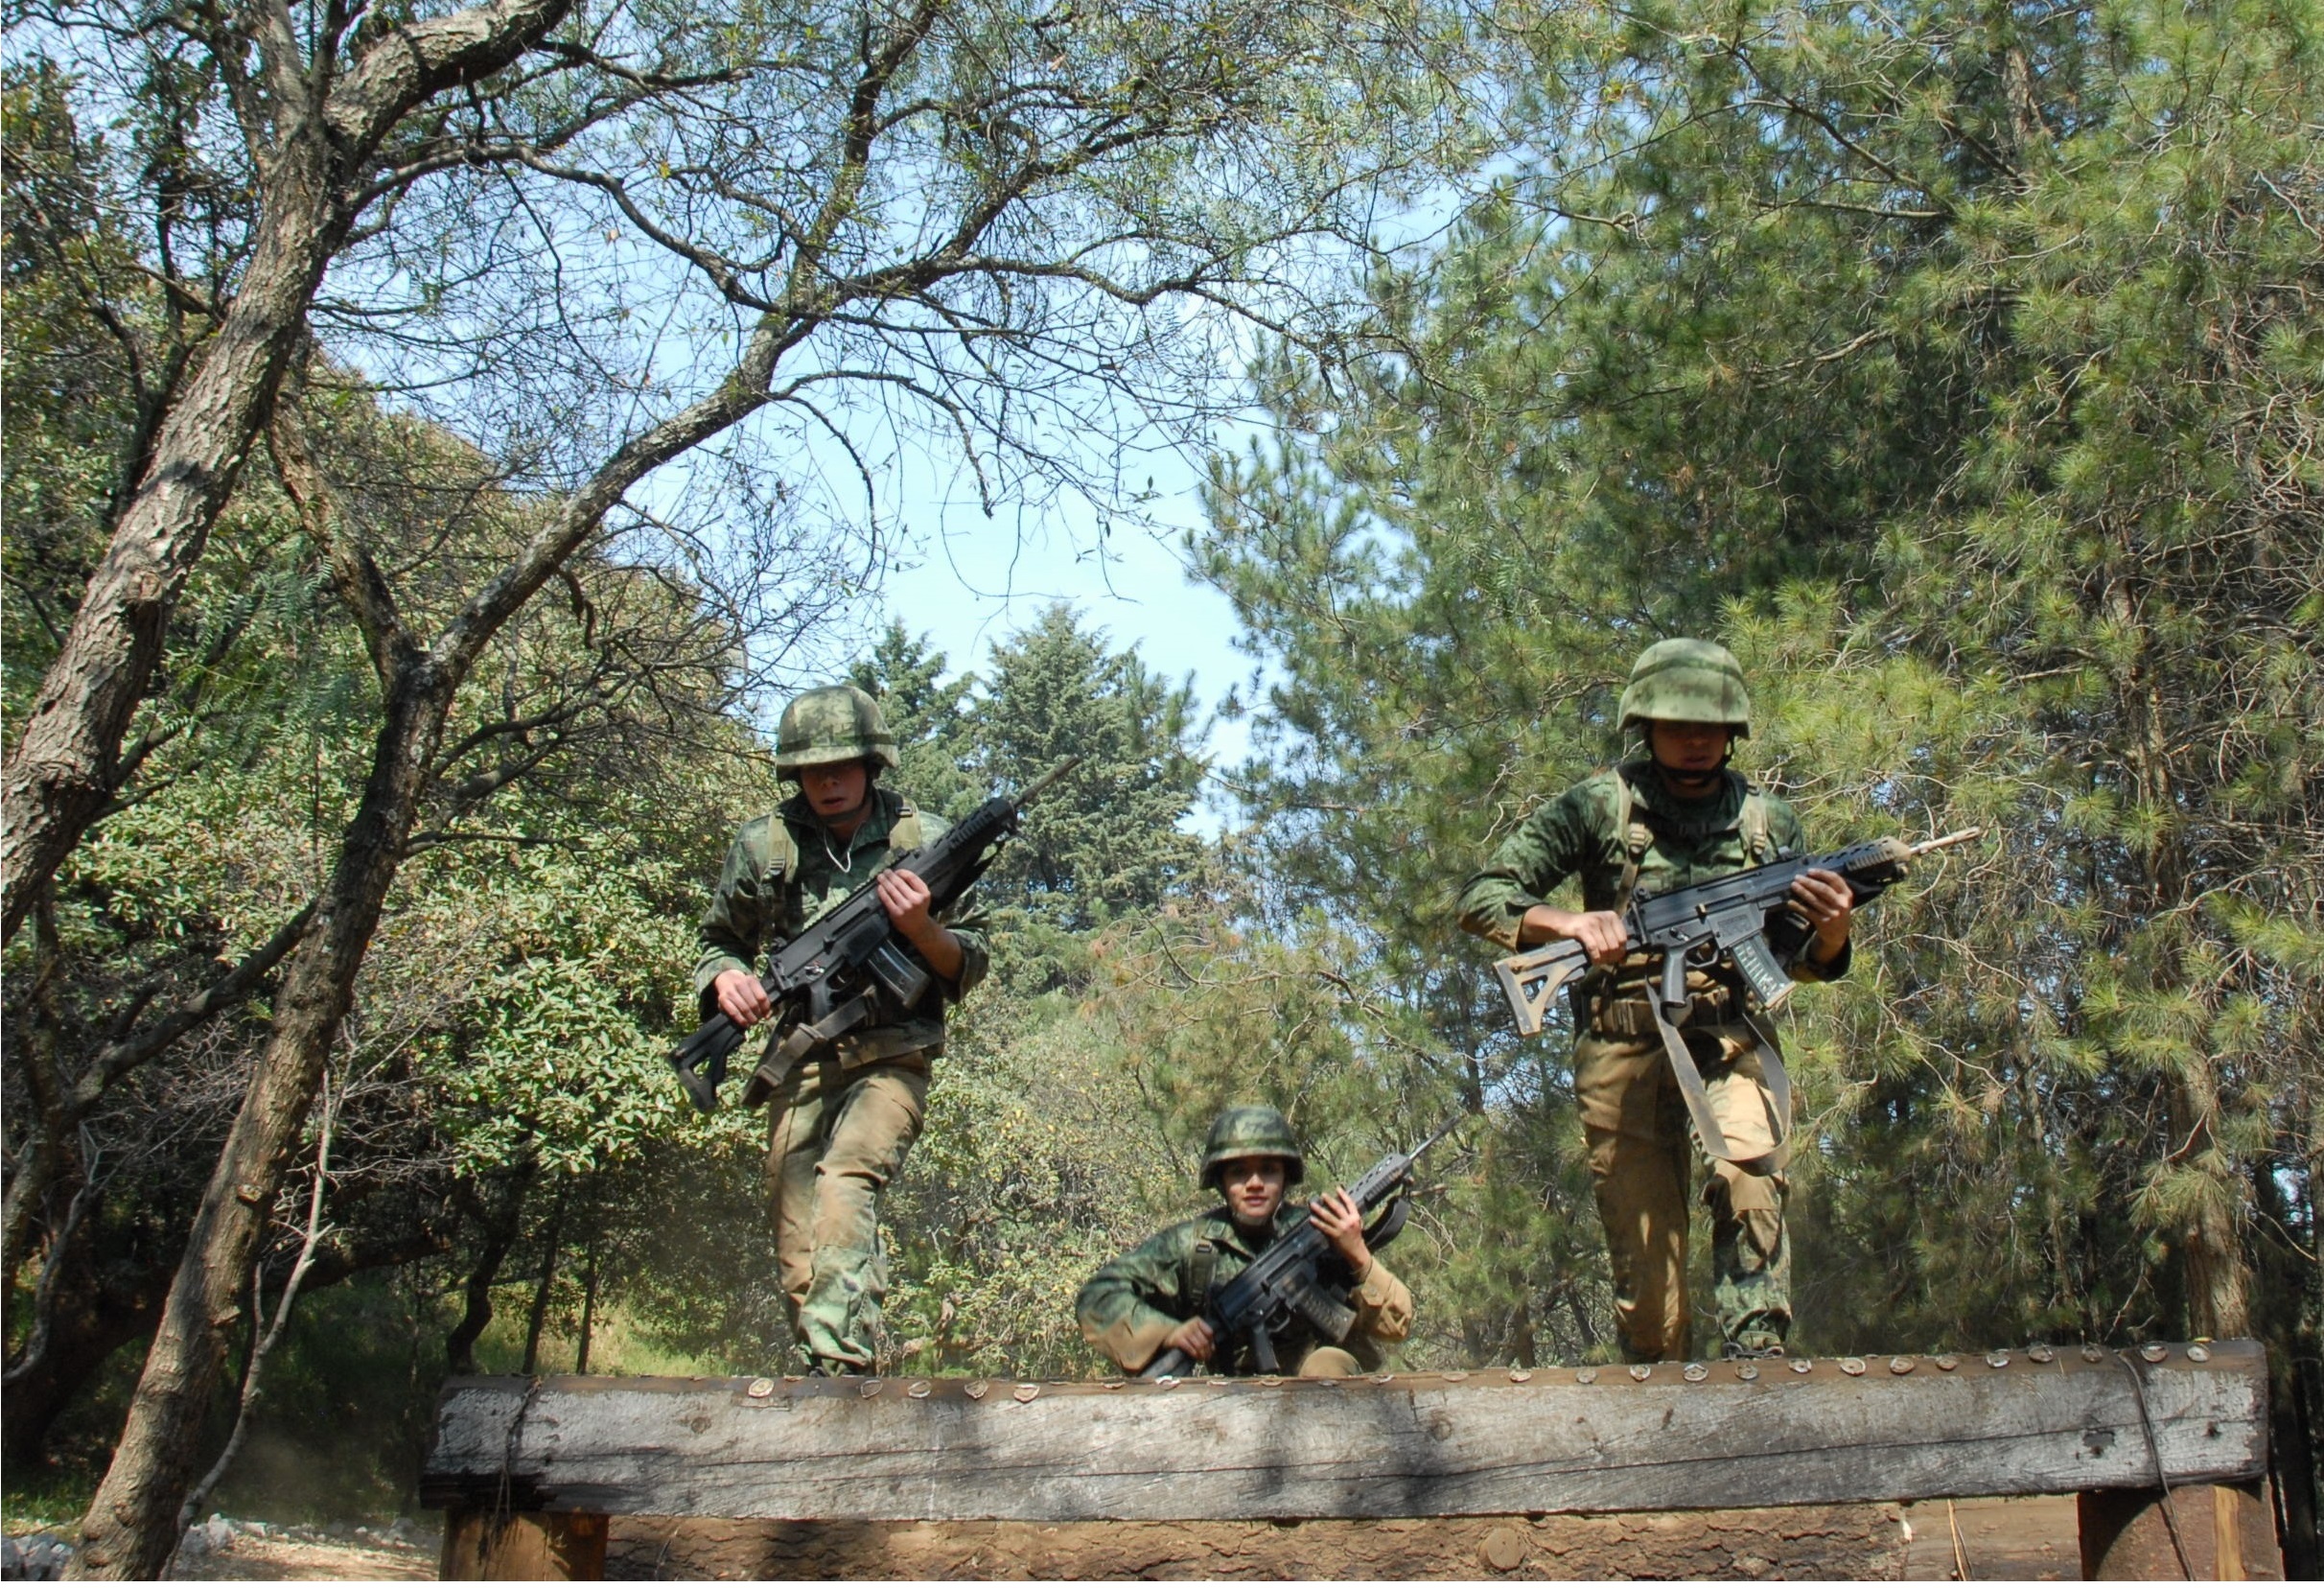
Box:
<box><xmin>1455</xmin><ymin>641</ymin><xmax>1855</xmax><ymax>1363</ymax></box>
<box><xmin>695</xmin><ymin>685</ymin><xmax>988</xmax><ymax>1374</ymax></box>
<box><xmin>1077</xmin><ymin>1106</ymin><xmax>1413</xmax><ymax>1376</ymax></box>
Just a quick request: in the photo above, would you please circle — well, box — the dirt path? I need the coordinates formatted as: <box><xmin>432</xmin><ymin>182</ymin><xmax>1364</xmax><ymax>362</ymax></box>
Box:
<box><xmin>174</xmin><ymin>1533</ymin><xmax>438</xmax><ymax>1581</ymax></box>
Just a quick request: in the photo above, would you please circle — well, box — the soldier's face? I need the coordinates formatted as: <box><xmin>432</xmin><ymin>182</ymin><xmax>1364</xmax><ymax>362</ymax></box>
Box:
<box><xmin>1218</xmin><ymin>1156</ymin><xmax>1290</xmax><ymax>1227</ymax></box>
<box><xmin>799</xmin><ymin>759</ymin><xmax>872</xmax><ymax>825</ymax></box>
<box><xmin>1647</xmin><ymin>720</ymin><xmax>1731</xmax><ymax>778</ymax></box>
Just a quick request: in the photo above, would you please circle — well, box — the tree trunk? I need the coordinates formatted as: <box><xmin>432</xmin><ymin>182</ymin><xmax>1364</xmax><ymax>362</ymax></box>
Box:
<box><xmin>0</xmin><ymin>1246</ymin><xmax>172</xmax><ymax>1474</ymax></box>
<box><xmin>520</xmin><ymin>1189</ymin><xmax>567</xmax><ymax>1376</ymax></box>
<box><xmin>66</xmin><ymin>665</ymin><xmax>452</xmax><ymax>1579</ymax></box>
<box><xmin>447</xmin><ymin>1167</ymin><xmax>537</xmax><ymax>1377</ymax></box>
<box><xmin>2103</xmin><ymin>574</ymin><xmax>2254</xmax><ymax>1344</ymax></box>
<box><xmin>0</xmin><ymin>0</ymin><xmax>574</xmax><ymax>946</ymax></box>
<box><xmin>0</xmin><ymin>130</ymin><xmax>342</xmax><ymax>946</ymax></box>
<box><xmin>573</xmin><ymin>1237</ymin><xmax>601</xmax><ymax>1376</ymax></box>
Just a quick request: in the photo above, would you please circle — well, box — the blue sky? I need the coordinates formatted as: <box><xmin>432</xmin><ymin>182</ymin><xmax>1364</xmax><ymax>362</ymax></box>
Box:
<box><xmin>873</xmin><ymin>443</ymin><xmax>1266</xmax><ymax>830</ymax></box>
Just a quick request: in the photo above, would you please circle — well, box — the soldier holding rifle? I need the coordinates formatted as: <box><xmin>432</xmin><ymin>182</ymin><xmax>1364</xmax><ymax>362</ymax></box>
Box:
<box><xmin>694</xmin><ymin>685</ymin><xmax>988</xmax><ymax>1376</ymax></box>
<box><xmin>1456</xmin><ymin>640</ymin><xmax>1855</xmax><ymax>1364</ymax></box>
<box><xmin>1077</xmin><ymin>1106</ymin><xmax>1414</xmax><ymax>1377</ymax></box>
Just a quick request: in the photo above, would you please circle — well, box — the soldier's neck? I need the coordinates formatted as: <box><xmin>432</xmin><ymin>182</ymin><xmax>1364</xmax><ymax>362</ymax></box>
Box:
<box><xmin>1649</xmin><ymin>762</ymin><xmax>1725</xmax><ymax>804</ymax></box>
<box><xmin>815</xmin><ymin>800</ymin><xmax>872</xmax><ymax>843</ymax></box>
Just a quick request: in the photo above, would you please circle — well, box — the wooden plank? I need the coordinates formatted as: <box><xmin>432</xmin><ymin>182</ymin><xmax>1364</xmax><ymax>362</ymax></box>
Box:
<box><xmin>419</xmin><ymin>1340</ymin><xmax>2271</xmax><ymax>1524</ymax></box>
<box><xmin>440</xmin><ymin>1507</ymin><xmax>608</xmax><ymax>1579</ymax></box>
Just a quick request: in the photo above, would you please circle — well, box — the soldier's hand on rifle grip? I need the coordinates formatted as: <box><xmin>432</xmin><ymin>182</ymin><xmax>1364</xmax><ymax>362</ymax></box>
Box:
<box><xmin>1309</xmin><ymin>1187</ymin><xmax>1372</xmax><ymax>1272</ymax></box>
<box><xmin>1162</xmin><ymin>1316</ymin><xmax>1216</xmax><ymax>1361</ymax></box>
<box><xmin>713</xmin><ymin>968</ymin><xmax>773</xmax><ymax>1027</ymax></box>
<box><xmin>1788</xmin><ymin>868</ymin><xmax>1854</xmax><ymax>964</ymax></box>
<box><xmin>1524</xmin><ymin>905</ymin><xmax>1630</xmax><ymax>967</ymax></box>
<box><xmin>875</xmin><ymin>868</ymin><xmax>964</xmax><ymax>981</ymax></box>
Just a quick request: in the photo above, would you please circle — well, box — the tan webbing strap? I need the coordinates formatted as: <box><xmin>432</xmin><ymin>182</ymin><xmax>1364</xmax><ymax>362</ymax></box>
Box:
<box><xmin>1648</xmin><ymin>1002</ymin><xmax>1793</xmax><ymax>1175</ymax></box>
<box><xmin>1614</xmin><ymin>768</ymin><xmax>1650</xmax><ymax>905</ymax></box>
<box><xmin>1188</xmin><ymin>1240</ymin><xmax>1219</xmax><ymax>1310</ymax></box>
<box><xmin>1741</xmin><ymin>784</ymin><xmax>1774</xmax><ymax>864</ymax></box>
<box><xmin>765</xmin><ymin>810</ymin><xmax>799</xmax><ymax>887</ymax></box>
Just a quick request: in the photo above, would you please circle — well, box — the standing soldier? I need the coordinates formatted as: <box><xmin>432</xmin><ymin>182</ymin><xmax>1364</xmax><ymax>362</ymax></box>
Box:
<box><xmin>1077</xmin><ymin>1106</ymin><xmax>1413</xmax><ymax>1376</ymax></box>
<box><xmin>1455</xmin><ymin>640</ymin><xmax>1854</xmax><ymax>1363</ymax></box>
<box><xmin>695</xmin><ymin>685</ymin><xmax>988</xmax><ymax>1375</ymax></box>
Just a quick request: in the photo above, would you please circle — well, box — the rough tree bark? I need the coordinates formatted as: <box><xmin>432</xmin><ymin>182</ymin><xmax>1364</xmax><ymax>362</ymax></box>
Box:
<box><xmin>69</xmin><ymin>666</ymin><xmax>455</xmax><ymax>1578</ymax></box>
<box><xmin>0</xmin><ymin>0</ymin><xmax>572</xmax><ymax>946</ymax></box>
<box><xmin>69</xmin><ymin>281</ymin><xmax>786</xmax><ymax>1581</ymax></box>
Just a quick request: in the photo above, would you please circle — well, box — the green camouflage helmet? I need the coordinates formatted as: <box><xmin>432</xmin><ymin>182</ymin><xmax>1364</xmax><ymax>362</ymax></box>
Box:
<box><xmin>1200</xmin><ymin>1105</ymin><xmax>1305</xmax><ymax>1189</ymax></box>
<box><xmin>775</xmin><ymin>685</ymin><xmax>899</xmax><ymax>773</ymax></box>
<box><xmin>1618</xmin><ymin>638</ymin><xmax>1752</xmax><ymax>737</ymax></box>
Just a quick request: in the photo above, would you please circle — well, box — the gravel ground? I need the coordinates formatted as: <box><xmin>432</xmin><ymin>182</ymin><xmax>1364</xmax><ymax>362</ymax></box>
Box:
<box><xmin>3</xmin><ymin>1517</ymin><xmax>440</xmax><ymax>1582</ymax></box>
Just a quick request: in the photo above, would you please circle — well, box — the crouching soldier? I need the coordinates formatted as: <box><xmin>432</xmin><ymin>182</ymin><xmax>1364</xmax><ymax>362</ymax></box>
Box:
<box><xmin>1076</xmin><ymin>1106</ymin><xmax>1412</xmax><ymax>1376</ymax></box>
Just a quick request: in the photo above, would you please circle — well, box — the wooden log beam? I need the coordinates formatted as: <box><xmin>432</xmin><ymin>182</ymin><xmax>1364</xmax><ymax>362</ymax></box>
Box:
<box><xmin>420</xmin><ymin>1340</ymin><xmax>2270</xmax><ymax>1525</ymax></box>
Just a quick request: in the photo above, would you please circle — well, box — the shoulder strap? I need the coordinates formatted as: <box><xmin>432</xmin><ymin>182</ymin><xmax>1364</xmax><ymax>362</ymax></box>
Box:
<box><xmin>764</xmin><ymin>810</ymin><xmax>799</xmax><ymax>887</ymax></box>
<box><xmin>889</xmin><ymin>800</ymin><xmax>924</xmax><ymax>852</ymax></box>
<box><xmin>1188</xmin><ymin>1239</ymin><xmax>1219</xmax><ymax>1307</ymax></box>
<box><xmin>1739</xmin><ymin>782</ymin><xmax>1774</xmax><ymax>865</ymax></box>
<box><xmin>1615</xmin><ymin>768</ymin><xmax>1651</xmax><ymax>903</ymax></box>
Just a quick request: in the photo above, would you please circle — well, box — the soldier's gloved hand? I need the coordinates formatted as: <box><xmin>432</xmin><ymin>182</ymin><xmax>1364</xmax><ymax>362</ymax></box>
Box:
<box><xmin>1308</xmin><ymin>1187</ymin><xmax>1372</xmax><ymax>1273</ymax></box>
<box><xmin>713</xmin><ymin>968</ymin><xmax>773</xmax><ymax>1027</ymax></box>
<box><xmin>1162</xmin><ymin>1317</ymin><xmax>1215</xmax><ymax>1361</ymax></box>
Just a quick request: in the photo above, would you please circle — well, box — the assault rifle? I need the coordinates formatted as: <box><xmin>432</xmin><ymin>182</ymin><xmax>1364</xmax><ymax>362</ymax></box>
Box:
<box><xmin>1140</xmin><ymin>1112</ymin><xmax>1461</xmax><ymax>1380</ymax></box>
<box><xmin>1492</xmin><ymin>829</ymin><xmax>1981</xmax><ymax>1168</ymax></box>
<box><xmin>670</xmin><ymin>757</ymin><xmax>1081</xmax><ymax>1113</ymax></box>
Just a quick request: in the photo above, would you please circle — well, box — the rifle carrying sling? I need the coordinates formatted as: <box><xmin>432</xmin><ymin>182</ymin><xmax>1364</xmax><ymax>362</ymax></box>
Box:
<box><xmin>1605</xmin><ymin>769</ymin><xmax>1795</xmax><ymax>1176</ymax></box>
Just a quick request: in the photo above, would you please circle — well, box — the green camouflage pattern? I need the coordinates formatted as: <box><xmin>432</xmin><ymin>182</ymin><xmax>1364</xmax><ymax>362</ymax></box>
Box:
<box><xmin>1455</xmin><ymin>762</ymin><xmax>1847</xmax><ymax>981</ymax></box>
<box><xmin>1458</xmin><ymin>757</ymin><xmax>1841</xmax><ymax>1361</ymax></box>
<box><xmin>1075</xmin><ymin>1203</ymin><xmax>1412</xmax><ymax>1374</ymax></box>
<box><xmin>767</xmin><ymin>1059</ymin><xmax>927</xmax><ymax>1372</ymax></box>
<box><xmin>1617</xmin><ymin>638</ymin><xmax>1752</xmax><ymax>735</ymax></box>
<box><xmin>775</xmin><ymin>684</ymin><xmax>900</xmax><ymax>771</ymax></box>
<box><xmin>693</xmin><ymin>784</ymin><xmax>989</xmax><ymax>1065</ymax></box>
<box><xmin>1199</xmin><ymin>1105</ymin><xmax>1305</xmax><ymax>1187</ymax></box>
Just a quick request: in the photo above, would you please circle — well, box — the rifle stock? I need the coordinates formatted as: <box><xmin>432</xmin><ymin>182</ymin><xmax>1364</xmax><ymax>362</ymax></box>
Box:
<box><xmin>1487</xmin><ymin>828</ymin><xmax>1981</xmax><ymax>1168</ymax></box>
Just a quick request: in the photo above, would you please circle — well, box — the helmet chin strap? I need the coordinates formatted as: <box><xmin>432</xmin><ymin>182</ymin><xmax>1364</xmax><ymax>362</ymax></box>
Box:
<box><xmin>1647</xmin><ymin>743</ymin><xmax>1734</xmax><ymax>797</ymax></box>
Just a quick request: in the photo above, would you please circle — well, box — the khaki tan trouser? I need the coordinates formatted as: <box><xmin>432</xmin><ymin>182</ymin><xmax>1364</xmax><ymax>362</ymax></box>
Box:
<box><xmin>765</xmin><ymin>1056</ymin><xmax>929</xmax><ymax>1370</ymax></box>
<box><xmin>1575</xmin><ymin>1018</ymin><xmax>1790</xmax><ymax>1363</ymax></box>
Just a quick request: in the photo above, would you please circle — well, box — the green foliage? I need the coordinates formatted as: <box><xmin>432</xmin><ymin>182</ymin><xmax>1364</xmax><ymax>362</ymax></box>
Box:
<box><xmin>1194</xmin><ymin>0</ymin><xmax>2320</xmax><ymax>1376</ymax></box>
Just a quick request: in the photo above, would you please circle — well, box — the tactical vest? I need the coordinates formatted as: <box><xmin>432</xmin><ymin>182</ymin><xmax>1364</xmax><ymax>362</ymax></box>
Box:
<box><xmin>765</xmin><ymin>799</ymin><xmax>934</xmax><ymax>1038</ymax></box>
<box><xmin>764</xmin><ymin>801</ymin><xmax>926</xmax><ymax>912</ymax></box>
<box><xmin>1599</xmin><ymin>764</ymin><xmax>1777</xmax><ymax>911</ymax></box>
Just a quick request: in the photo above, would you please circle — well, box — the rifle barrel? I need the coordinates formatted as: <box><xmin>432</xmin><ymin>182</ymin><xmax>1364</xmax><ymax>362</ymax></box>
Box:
<box><xmin>1907</xmin><ymin>828</ymin><xmax>1984</xmax><ymax>856</ymax></box>
<box><xmin>1011</xmin><ymin>755</ymin><xmax>1084</xmax><ymax>807</ymax></box>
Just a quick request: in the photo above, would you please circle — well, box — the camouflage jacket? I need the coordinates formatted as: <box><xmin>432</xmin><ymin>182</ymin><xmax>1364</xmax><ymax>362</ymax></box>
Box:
<box><xmin>1076</xmin><ymin>1203</ymin><xmax>1413</xmax><ymax>1374</ymax></box>
<box><xmin>1456</xmin><ymin>761</ymin><xmax>1850</xmax><ymax>989</ymax></box>
<box><xmin>693</xmin><ymin>785</ymin><xmax>989</xmax><ymax>1066</ymax></box>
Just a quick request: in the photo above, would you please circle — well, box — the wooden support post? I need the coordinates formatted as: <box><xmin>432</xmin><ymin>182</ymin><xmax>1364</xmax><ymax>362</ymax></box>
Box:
<box><xmin>440</xmin><ymin>1506</ymin><xmax>608</xmax><ymax>1580</ymax></box>
<box><xmin>2079</xmin><ymin>1479</ymin><xmax>2282</xmax><ymax>1580</ymax></box>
